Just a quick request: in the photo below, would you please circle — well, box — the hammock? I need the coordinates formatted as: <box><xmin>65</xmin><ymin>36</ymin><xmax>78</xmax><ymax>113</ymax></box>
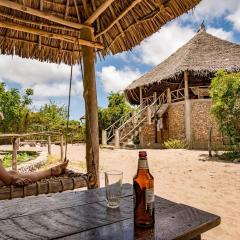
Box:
<box><xmin>0</xmin><ymin>61</ymin><xmax>93</xmax><ymax>200</ymax></box>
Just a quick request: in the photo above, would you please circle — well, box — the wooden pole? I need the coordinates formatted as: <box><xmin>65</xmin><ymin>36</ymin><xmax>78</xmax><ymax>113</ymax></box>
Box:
<box><xmin>81</xmin><ymin>28</ymin><xmax>99</xmax><ymax>189</ymax></box>
<box><xmin>60</xmin><ymin>134</ymin><xmax>64</xmax><ymax>161</ymax></box>
<box><xmin>167</xmin><ymin>88</ymin><xmax>172</xmax><ymax>103</ymax></box>
<box><xmin>12</xmin><ymin>137</ymin><xmax>19</xmax><ymax>171</ymax></box>
<box><xmin>115</xmin><ymin>129</ymin><xmax>120</xmax><ymax>148</ymax></box>
<box><xmin>184</xmin><ymin>70</ymin><xmax>189</xmax><ymax>100</ymax></box>
<box><xmin>208</xmin><ymin>127</ymin><xmax>212</xmax><ymax>157</ymax></box>
<box><xmin>102</xmin><ymin>130</ymin><xmax>107</xmax><ymax>145</ymax></box>
<box><xmin>48</xmin><ymin>135</ymin><xmax>51</xmax><ymax>156</ymax></box>
<box><xmin>140</xmin><ymin>86</ymin><xmax>143</xmax><ymax>107</ymax></box>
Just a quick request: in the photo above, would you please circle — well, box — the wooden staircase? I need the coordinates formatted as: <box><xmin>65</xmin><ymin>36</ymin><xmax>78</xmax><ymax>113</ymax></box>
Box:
<box><xmin>103</xmin><ymin>90</ymin><xmax>169</xmax><ymax>148</ymax></box>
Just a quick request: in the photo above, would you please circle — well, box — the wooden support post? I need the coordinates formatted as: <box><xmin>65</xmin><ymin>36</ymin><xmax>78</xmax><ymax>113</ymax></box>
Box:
<box><xmin>153</xmin><ymin>92</ymin><xmax>157</xmax><ymax>102</ymax></box>
<box><xmin>81</xmin><ymin>28</ymin><xmax>99</xmax><ymax>189</ymax></box>
<box><xmin>184</xmin><ymin>70</ymin><xmax>189</xmax><ymax>100</ymax></box>
<box><xmin>48</xmin><ymin>135</ymin><xmax>51</xmax><ymax>156</ymax></box>
<box><xmin>140</xmin><ymin>86</ymin><xmax>143</xmax><ymax>107</ymax></box>
<box><xmin>167</xmin><ymin>88</ymin><xmax>172</xmax><ymax>103</ymax></box>
<box><xmin>147</xmin><ymin>106</ymin><xmax>152</xmax><ymax>125</ymax></box>
<box><xmin>12</xmin><ymin>137</ymin><xmax>19</xmax><ymax>171</ymax></box>
<box><xmin>115</xmin><ymin>129</ymin><xmax>120</xmax><ymax>148</ymax></box>
<box><xmin>132</xmin><ymin>109</ymin><xmax>137</xmax><ymax>126</ymax></box>
<box><xmin>60</xmin><ymin>134</ymin><xmax>64</xmax><ymax>161</ymax></box>
<box><xmin>102</xmin><ymin>130</ymin><xmax>107</xmax><ymax>145</ymax></box>
<box><xmin>208</xmin><ymin>127</ymin><xmax>212</xmax><ymax>157</ymax></box>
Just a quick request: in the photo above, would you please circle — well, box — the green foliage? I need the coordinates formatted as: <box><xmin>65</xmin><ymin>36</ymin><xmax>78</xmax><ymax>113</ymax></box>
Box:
<box><xmin>132</xmin><ymin>135</ymin><xmax>140</xmax><ymax>145</ymax></box>
<box><xmin>2</xmin><ymin>151</ymin><xmax>38</xmax><ymax>168</ymax></box>
<box><xmin>163</xmin><ymin>139</ymin><xmax>188</xmax><ymax>149</ymax></box>
<box><xmin>216</xmin><ymin>151</ymin><xmax>240</xmax><ymax>162</ymax></box>
<box><xmin>0</xmin><ymin>83</ymin><xmax>33</xmax><ymax>133</ymax></box>
<box><xmin>98</xmin><ymin>92</ymin><xmax>132</xmax><ymax>140</ymax></box>
<box><xmin>210</xmin><ymin>70</ymin><xmax>240</xmax><ymax>147</ymax></box>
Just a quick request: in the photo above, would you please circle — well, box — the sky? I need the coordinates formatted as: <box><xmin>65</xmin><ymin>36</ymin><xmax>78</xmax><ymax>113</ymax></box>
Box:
<box><xmin>0</xmin><ymin>0</ymin><xmax>240</xmax><ymax>120</ymax></box>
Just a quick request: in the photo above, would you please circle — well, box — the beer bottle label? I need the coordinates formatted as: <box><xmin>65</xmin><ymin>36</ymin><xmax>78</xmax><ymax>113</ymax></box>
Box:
<box><xmin>138</xmin><ymin>159</ymin><xmax>149</xmax><ymax>169</ymax></box>
<box><xmin>145</xmin><ymin>188</ymin><xmax>154</xmax><ymax>214</ymax></box>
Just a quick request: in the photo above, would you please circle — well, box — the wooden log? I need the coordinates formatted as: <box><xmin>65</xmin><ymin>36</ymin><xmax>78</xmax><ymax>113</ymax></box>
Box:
<box><xmin>208</xmin><ymin>127</ymin><xmax>212</xmax><ymax>157</ymax></box>
<box><xmin>102</xmin><ymin>130</ymin><xmax>107</xmax><ymax>145</ymax></box>
<box><xmin>184</xmin><ymin>70</ymin><xmax>189</xmax><ymax>100</ymax></box>
<box><xmin>96</xmin><ymin>0</ymin><xmax>142</xmax><ymax>38</ymax></box>
<box><xmin>48</xmin><ymin>135</ymin><xmax>52</xmax><ymax>156</ymax></box>
<box><xmin>140</xmin><ymin>86</ymin><xmax>143</xmax><ymax>107</ymax></box>
<box><xmin>85</xmin><ymin>0</ymin><xmax>115</xmax><ymax>25</ymax></box>
<box><xmin>60</xmin><ymin>135</ymin><xmax>64</xmax><ymax>161</ymax></box>
<box><xmin>115</xmin><ymin>129</ymin><xmax>120</xmax><ymax>148</ymax></box>
<box><xmin>0</xmin><ymin>0</ymin><xmax>92</xmax><ymax>30</ymax></box>
<box><xmin>12</xmin><ymin>137</ymin><xmax>19</xmax><ymax>171</ymax></box>
<box><xmin>81</xmin><ymin>28</ymin><xmax>100</xmax><ymax>189</ymax></box>
<box><xmin>0</xmin><ymin>21</ymin><xmax>104</xmax><ymax>49</ymax></box>
<box><xmin>167</xmin><ymin>87</ymin><xmax>172</xmax><ymax>103</ymax></box>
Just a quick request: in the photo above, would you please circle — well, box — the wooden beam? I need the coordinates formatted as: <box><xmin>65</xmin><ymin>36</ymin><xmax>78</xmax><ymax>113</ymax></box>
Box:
<box><xmin>12</xmin><ymin>137</ymin><xmax>19</xmax><ymax>171</ymax></box>
<box><xmin>184</xmin><ymin>70</ymin><xmax>189</xmax><ymax>99</ymax></box>
<box><xmin>109</xmin><ymin>5</ymin><xmax>124</xmax><ymax>34</ymax></box>
<box><xmin>85</xmin><ymin>0</ymin><xmax>115</xmax><ymax>25</ymax></box>
<box><xmin>0</xmin><ymin>0</ymin><xmax>92</xmax><ymax>30</ymax></box>
<box><xmin>81</xmin><ymin>28</ymin><xmax>100</xmax><ymax>189</ymax></box>
<box><xmin>96</xmin><ymin>0</ymin><xmax>142</xmax><ymax>38</ymax></box>
<box><xmin>0</xmin><ymin>21</ymin><xmax>104</xmax><ymax>49</ymax></box>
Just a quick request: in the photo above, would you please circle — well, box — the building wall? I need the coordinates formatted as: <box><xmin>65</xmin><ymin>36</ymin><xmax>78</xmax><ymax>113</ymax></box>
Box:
<box><xmin>168</xmin><ymin>102</ymin><xmax>185</xmax><ymax>140</ymax></box>
<box><xmin>191</xmin><ymin>99</ymin><xmax>223</xmax><ymax>149</ymax></box>
<box><xmin>139</xmin><ymin>99</ymin><xmax>225</xmax><ymax>150</ymax></box>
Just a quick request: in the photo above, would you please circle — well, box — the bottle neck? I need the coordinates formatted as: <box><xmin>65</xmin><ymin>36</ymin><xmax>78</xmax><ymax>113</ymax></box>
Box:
<box><xmin>137</xmin><ymin>158</ymin><xmax>149</xmax><ymax>171</ymax></box>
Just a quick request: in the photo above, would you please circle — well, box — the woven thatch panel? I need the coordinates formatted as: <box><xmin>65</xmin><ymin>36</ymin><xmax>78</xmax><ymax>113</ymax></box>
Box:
<box><xmin>0</xmin><ymin>0</ymin><xmax>201</xmax><ymax>64</ymax></box>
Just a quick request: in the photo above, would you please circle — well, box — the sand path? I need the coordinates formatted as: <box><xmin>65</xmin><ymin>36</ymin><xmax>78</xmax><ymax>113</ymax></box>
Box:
<box><xmin>1</xmin><ymin>144</ymin><xmax>239</xmax><ymax>239</ymax></box>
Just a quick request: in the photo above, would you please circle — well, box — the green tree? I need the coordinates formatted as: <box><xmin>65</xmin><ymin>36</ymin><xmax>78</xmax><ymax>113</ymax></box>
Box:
<box><xmin>98</xmin><ymin>92</ymin><xmax>132</xmax><ymax>141</ymax></box>
<box><xmin>0</xmin><ymin>83</ymin><xmax>33</xmax><ymax>133</ymax></box>
<box><xmin>210</xmin><ymin>70</ymin><xmax>240</xmax><ymax>147</ymax></box>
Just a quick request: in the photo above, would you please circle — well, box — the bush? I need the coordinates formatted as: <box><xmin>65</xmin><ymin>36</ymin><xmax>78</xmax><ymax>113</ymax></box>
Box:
<box><xmin>216</xmin><ymin>151</ymin><xmax>240</xmax><ymax>162</ymax></box>
<box><xmin>132</xmin><ymin>135</ymin><xmax>140</xmax><ymax>145</ymax></box>
<box><xmin>163</xmin><ymin>139</ymin><xmax>188</xmax><ymax>149</ymax></box>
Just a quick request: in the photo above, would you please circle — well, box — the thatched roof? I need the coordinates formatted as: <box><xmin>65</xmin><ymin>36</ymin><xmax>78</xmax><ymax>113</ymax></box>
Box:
<box><xmin>125</xmin><ymin>27</ymin><xmax>240</xmax><ymax>95</ymax></box>
<box><xmin>0</xmin><ymin>0</ymin><xmax>201</xmax><ymax>65</ymax></box>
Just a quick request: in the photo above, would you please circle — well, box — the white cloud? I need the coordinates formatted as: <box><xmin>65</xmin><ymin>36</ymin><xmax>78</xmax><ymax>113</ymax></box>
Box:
<box><xmin>135</xmin><ymin>22</ymin><xmax>195</xmax><ymax>66</ymax></box>
<box><xmin>207</xmin><ymin>27</ymin><xmax>234</xmax><ymax>41</ymax></box>
<box><xmin>0</xmin><ymin>55</ymin><xmax>83</xmax><ymax>98</ymax></box>
<box><xmin>97</xmin><ymin>66</ymin><xmax>141</xmax><ymax>93</ymax></box>
<box><xmin>227</xmin><ymin>7</ymin><xmax>240</xmax><ymax>31</ymax></box>
<box><xmin>182</xmin><ymin>0</ymin><xmax>239</xmax><ymax>23</ymax></box>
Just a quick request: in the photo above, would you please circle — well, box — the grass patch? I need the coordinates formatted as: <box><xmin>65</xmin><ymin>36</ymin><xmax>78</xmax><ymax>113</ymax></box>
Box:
<box><xmin>2</xmin><ymin>151</ymin><xmax>39</xmax><ymax>168</ymax></box>
<box><xmin>163</xmin><ymin>139</ymin><xmax>188</xmax><ymax>149</ymax></box>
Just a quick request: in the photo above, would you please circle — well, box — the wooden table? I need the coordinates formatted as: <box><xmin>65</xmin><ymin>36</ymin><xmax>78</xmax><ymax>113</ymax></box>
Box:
<box><xmin>0</xmin><ymin>184</ymin><xmax>220</xmax><ymax>240</ymax></box>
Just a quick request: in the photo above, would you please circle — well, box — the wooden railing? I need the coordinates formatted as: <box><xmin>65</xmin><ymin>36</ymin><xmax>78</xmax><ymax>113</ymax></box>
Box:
<box><xmin>171</xmin><ymin>88</ymin><xmax>185</xmax><ymax>102</ymax></box>
<box><xmin>190</xmin><ymin>86</ymin><xmax>210</xmax><ymax>98</ymax></box>
<box><xmin>0</xmin><ymin>131</ymin><xmax>64</xmax><ymax>170</ymax></box>
<box><xmin>105</xmin><ymin>99</ymin><xmax>148</xmax><ymax>143</ymax></box>
<box><xmin>118</xmin><ymin>90</ymin><xmax>168</xmax><ymax>143</ymax></box>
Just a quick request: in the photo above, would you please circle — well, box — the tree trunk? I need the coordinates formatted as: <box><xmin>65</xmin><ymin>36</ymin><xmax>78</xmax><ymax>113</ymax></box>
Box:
<box><xmin>81</xmin><ymin>28</ymin><xmax>99</xmax><ymax>189</ymax></box>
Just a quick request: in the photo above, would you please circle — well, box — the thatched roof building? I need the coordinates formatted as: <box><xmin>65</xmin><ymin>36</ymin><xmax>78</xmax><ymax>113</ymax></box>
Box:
<box><xmin>125</xmin><ymin>26</ymin><xmax>240</xmax><ymax>104</ymax></box>
<box><xmin>0</xmin><ymin>0</ymin><xmax>201</xmax><ymax>65</ymax></box>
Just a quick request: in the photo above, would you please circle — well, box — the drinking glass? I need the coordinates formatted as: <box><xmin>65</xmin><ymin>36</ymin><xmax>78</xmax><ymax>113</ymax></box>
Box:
<box><xmin>105</xmin><ymin>170</ymin><xmax>123</xmax><ymax>208</ymax></box>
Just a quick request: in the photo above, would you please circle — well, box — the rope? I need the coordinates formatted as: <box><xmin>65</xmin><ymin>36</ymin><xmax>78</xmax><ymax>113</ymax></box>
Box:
<box><xmin>64</xmin><ymin>63</ymin><xmax>73</xmax><ymax>161</ymax></box>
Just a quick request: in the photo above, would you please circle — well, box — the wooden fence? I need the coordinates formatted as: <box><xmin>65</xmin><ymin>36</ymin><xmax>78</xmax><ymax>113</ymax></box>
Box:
<box><xmin>0</xmin><ymin>131</ymin><xmax>65</xmax><ymax>170</ymax></box>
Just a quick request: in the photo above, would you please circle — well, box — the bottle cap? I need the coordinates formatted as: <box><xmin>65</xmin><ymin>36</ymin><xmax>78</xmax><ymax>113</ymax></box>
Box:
<box><xmin>139</xmin><ymin>151</ymin><xmax>147</xmax><ymax>158</ymax></box>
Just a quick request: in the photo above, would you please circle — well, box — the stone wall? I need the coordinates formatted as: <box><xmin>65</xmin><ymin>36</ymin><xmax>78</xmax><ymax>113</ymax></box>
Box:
<box><xmin>138</xmin><ymin>99</ymin><xmax>225</xmax><ymax>150</ymax></box>
<box><xmin>191</xmin><ymin>99</ymin><xmax>223</xmax><ymax>149</ymax></box>
<box><xmin>168</xmin><ymin>102</ymin><xmax>185</xmax><ymax>140</ymax></box>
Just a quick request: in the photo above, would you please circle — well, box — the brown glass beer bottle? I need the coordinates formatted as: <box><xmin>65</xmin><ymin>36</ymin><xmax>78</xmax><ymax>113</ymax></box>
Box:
<box><xmin>133</xmin><ymin>151</ymin><xmax>154</xmax><ymax>228</ymax></box>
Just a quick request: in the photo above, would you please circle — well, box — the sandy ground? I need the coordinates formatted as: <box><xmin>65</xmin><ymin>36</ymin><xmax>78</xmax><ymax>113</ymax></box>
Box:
<box><xmin>1</xmin><ymin>144</ymin><xmax>240</xmax><ymax>239</ymax></box>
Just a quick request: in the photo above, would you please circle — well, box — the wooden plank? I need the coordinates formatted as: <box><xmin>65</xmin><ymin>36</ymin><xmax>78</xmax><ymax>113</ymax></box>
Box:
<box><xmin>57</xmin><ymin>199</ymin><xmax>220</xmax><ymax>240</ymax></box>
<box><xmin>0</xmin><ymin>184</ymin><xmax>220</xmax><ymax>240</ymax></box>
<box><xmin>0</xmin><ymin>184</ymin><xmax>133</xmax><ymax>220</ymax></box>
<box><xmin>0</xmin><ymin>0</ymin><xmax>92</xmax><ymax>30</ymax></box>
<box><xmin>0</xmin><ymin>21</ymin><xmax>104</xmax><ymax>49</ymax></box>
